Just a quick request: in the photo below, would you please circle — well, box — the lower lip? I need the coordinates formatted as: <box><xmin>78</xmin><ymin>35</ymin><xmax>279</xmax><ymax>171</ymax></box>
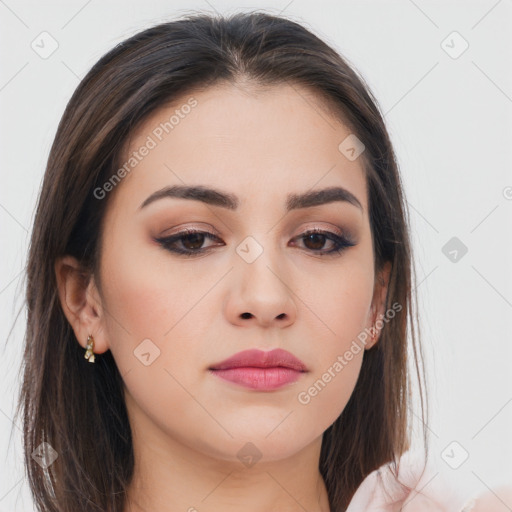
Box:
<box><xmin>210</xmin><ymin>367</ymin><xmax>304</xmax><ymax>390</ymax></box>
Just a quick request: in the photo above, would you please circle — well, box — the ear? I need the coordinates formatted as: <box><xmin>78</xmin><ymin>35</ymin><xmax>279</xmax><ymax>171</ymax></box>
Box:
<box><xmin>365</xmin><ymin>261</ymin><xmax>392</xmax><ymax>350</ymax></box>
<box><xmin>54</xmin><ymin>255</ymin><xmax>109</xmax><ymax>354</ymax></box>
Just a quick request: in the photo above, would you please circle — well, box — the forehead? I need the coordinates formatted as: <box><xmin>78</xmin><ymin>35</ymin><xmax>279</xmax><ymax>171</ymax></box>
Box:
<box><xmin>107</xmin><ymin>82</ymin><xmax>368</xmax><ymax>216</ymax></box>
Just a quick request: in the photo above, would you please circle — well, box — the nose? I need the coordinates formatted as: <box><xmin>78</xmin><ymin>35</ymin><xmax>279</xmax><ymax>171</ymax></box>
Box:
<box><xmin>224</xmin><ymin>250</ymin><xmax>297</xmax><ymax>329</ymax></box>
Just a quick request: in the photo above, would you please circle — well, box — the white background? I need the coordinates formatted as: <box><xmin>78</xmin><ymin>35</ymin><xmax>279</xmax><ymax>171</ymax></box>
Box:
<box><xmin>1</xmin><ymin>0</ymin><xmax>511</xmax><ymax>509</ymax></box>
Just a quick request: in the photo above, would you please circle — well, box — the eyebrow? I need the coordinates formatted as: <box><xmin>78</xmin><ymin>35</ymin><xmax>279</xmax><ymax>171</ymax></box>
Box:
<box><xmin>139</xmin><ymin>184</ymin><xmax>363</xmax><ymax>212</ymax></box>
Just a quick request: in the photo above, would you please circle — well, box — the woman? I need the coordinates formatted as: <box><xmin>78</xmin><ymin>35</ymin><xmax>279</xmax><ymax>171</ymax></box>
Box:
<box><xmin>18</xmin><ymin>10</ymin><xmax>494</xmax><ymax>512</ymax></box>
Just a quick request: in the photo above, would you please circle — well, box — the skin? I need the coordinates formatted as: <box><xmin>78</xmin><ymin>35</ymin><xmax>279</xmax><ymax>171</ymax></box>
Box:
<box><xmin>472</xmin><ymin>487</ymin><xmax>512</xmax><ymax>512</ymax></box>
<box><xmin>55</xmin><ymin>82</ymin><xmax>392</xmax><ymax>512</ymax></box>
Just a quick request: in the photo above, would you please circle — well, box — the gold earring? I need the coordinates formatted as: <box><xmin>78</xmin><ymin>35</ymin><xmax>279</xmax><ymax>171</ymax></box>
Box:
<box><xmin>84</xmin><ymin>334</ymin><xmax>95</xmax><ymax>363</ymax></box>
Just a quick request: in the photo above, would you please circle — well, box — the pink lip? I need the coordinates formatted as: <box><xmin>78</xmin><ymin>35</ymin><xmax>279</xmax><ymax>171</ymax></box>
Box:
<box><xmin>209</xmin><ymin>349</ymin><xmax>307</xmax><ymax>391</ymax></box>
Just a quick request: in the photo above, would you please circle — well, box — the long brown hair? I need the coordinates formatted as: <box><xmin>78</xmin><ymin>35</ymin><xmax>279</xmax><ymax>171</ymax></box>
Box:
<box><xmin>17</xmin><ymin>11</ymin><xmax>427</xmax><ymax>511</ymax></box>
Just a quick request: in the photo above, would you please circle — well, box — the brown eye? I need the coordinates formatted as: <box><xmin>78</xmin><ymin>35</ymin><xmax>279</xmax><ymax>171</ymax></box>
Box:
<box><xmin>155</xmin><ymin>229</ymin><xmax>223</xmax><ymax>256</ymax></box>
<box><xmin>302</xmin><ymin>232</ymin><xmax>330</xmax><ymax>251</ymax></box>
<box><xmin>180</xmin><ymin>232</ymin><xmax>207</xmax><ymax>250</ymax></box>
<box><xmin>293</xmin><ymin>228</ymin><xmax>355</xmax><ymax>256</ymax></box>
<box><xmin>156</xmin><ymin>227</ymin><xmax>355</xmax><ymax>258</ymax></box>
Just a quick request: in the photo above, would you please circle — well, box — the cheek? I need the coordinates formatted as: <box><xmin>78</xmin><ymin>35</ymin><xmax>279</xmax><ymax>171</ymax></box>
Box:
<box><xmin>98</xmin><ymin>230</ymin><xmax>221</xmax><ymax>412</ymax></box>
<box><xmin>99</xmin><ymin>223</ymin><xmax>208</xmax><ymax>345</ymax></box>
<box><xmin>296</xmin><ymin>349</ymin><xmax>363</xmax><ymax>432</ymax></box>
<box><xmin>292</xmin><ymin>260</ymin><xmax>373</xmax><ymax>424</ymax></box>
<box><xmin>301</xmin><ymin>256</ymin><xmax>375</xmax><ymax>346</ymax></box>
<box><xmin>98</xmin><ymin>243</ymin><xmax>215</xmax><ymax>447</ymax></box>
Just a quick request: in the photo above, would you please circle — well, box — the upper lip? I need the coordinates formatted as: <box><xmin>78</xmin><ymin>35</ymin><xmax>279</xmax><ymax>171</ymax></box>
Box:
<box><xmin>209</xmin><ymin>348</ymin><xmax>307</xmax><ymax>372</ymax></box>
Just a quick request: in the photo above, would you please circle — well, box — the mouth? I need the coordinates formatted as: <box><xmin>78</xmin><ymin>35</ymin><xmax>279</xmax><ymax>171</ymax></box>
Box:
<box><xmin>208</xmin><ymin>348</ymin><xmax>308</xmax><ymax>391</ymax></box>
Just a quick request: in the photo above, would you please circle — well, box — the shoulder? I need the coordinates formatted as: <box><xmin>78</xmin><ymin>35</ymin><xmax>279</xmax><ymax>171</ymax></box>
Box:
<box><xmin>470</xmin><ymin>486</ymin><xmax>512</xmax><ymax>512</ymax></box>
<box><xmin>346</xmin><ymin>449</ymin><xmax>480</xmax><ymax>512</ymax></box>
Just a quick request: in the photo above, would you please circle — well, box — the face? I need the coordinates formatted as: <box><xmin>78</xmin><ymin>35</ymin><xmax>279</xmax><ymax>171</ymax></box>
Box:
<box><xmin>88</xmin><ymin>82</ymin><xmax>389</xmax><ymax>464</ymax></box>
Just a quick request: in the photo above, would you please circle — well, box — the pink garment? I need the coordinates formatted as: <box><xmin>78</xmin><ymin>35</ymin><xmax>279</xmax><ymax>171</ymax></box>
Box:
<box><xmin>346</xmin><ymin>450</ymin><xmax>477</xmax><ymax>511</ymax></box>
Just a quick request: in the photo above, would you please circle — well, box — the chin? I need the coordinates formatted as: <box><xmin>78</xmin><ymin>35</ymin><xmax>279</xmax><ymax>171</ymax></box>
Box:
<box><xmin>200</xmin><ymin>426</ymin><xmax>317</xmax><ymax>464</ymax></box>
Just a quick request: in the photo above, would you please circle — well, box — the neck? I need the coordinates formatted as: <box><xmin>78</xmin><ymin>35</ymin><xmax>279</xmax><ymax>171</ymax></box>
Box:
<box><xmin>123</xmin><ymin>393</ymin><xmax>331</xmax><ymax>512</ymax></box>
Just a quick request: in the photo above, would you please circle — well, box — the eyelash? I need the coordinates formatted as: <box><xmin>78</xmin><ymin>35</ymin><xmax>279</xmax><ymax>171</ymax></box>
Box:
<box><xmin>155</xmin><ymin>227</ymin><xmax>355</xmax><ymax>258</ymax></box>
